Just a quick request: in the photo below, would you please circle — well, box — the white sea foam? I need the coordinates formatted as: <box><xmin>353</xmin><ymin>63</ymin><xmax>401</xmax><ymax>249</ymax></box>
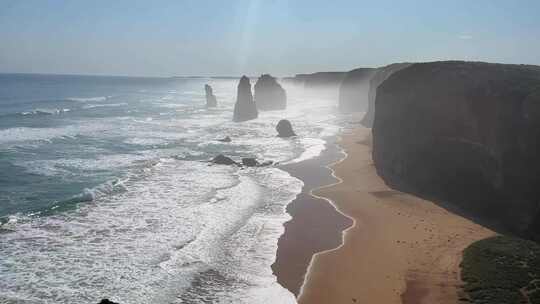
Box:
<box><xmin>67</xmin><ymin>96</ymin><xmax>108</xmax><ymax>102</ymax></box>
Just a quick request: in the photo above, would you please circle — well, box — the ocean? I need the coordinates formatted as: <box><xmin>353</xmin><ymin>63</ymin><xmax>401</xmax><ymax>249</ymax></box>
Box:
<box><xmin>0</xmin><ymin>74</ymin><xmax>342</xmax><ymax>303</ymax></box>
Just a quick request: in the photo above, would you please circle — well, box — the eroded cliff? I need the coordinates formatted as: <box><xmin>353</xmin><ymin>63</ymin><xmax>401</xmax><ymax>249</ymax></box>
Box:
<box><xmin>372</xmin><ymin>61</ymin><xmax>540</xmax><ymax>239</ymax></box>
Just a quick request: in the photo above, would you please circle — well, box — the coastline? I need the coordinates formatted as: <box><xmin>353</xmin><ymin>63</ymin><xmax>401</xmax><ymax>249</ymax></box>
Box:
<box><xmin>294</xmin><ymin>126</ymin><xmax>495</xmax><ymax>304</ymax></box>
<box><xmin>272</xmin><ymin>136</ymin><xmax>353</xmax><ymax>296</ymax></box>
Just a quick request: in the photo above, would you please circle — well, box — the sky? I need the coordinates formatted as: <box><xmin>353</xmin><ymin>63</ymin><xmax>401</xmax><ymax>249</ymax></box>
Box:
<box><xmin>1</xmin><ymin>0</ymin><xmax>540</xmax><ymax>77</ymax></box>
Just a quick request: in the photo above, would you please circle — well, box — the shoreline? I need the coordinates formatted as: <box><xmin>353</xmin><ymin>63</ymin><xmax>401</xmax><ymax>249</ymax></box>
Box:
<box><xmin>272</xmin><ymin>135</ymin><xmax>353</xmax><ymax>296</ymax></box>
<box><xmin>294</xmin><ymin>127</ymin><xmax>495</xmax><ymax>304</ymax></box>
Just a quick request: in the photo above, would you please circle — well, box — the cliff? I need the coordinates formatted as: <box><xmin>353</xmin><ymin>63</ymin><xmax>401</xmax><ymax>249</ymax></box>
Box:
<box><xmin>372</xmin><ymin>61</ymin><xmax>540</xmax><ymax>240</ymax></box>
<box><xmin>254</xmin><ymin>74</ymin><xmax>287</xmax><ymax>110</ymax></box>
<box><xmin>205</xmin><ymin>84</ymin><xmax>217</xmax><ymax>107</ymax></box>
<box><xmin>286</xmin><ymin>72</ymin><xmax>346</xmax><ymax>88</ymax></box>
<box><xmin>361</xmin><ymin>63</ymin><xmax>411</xmax><ymax>127</ymax></box>
<box><xmin>233</xmin><ymin>76</ymin><xmax>258</xmax><ymax>122</ymax></box>
<box><xmin>338</xmin><ymin>68</ymin><xmax>375</xmax><ymax>113</ymax></box>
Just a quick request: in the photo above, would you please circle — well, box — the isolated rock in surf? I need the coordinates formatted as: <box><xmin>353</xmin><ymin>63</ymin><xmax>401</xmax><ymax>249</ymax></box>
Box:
<box><xmin>205</xmin><ymin>84</ymin><xmax>218</xmax><ymax>107</ymax></box>
<box><xmin>254</xmin><ymin>74</ymin><xmax>287</xmax><ymax>110</ymax></box>
<box><xmin>276</xmin><ymin>119</ymin><xmax>296</xmax><ymax>137</ymax></box>
<box><xmin>212</xmin><ymin>154</ymin><xmax>238</xmax><ymax>166</ymax></box>
<box><xmin>233</xmin><ymin>76</ymin><xmax>258</xmax><ymax>122</ymax></box>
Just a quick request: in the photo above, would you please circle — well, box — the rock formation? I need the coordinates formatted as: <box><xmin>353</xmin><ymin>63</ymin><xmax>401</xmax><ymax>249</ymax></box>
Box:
<box><xmin>233</xmin><ymin>76</ymin><xmax>258</xmax><ymax>122</ymax></box>
<box><xmin>338</xmin><ymin>68</ymin><xmax>375</xmax><ymax>113</ymax></box>
<box><xmin>371</xmin><ymin>61</ymin><xmax>540</xmax><ymax>240</ymax></box>
<box><xmin>212</xmin><ymin>154</ymin><xmax>238</xmax><ymax>166</ymax></box>
<box><xmin>276</xmin><ymin>119</ymin><xmax>296</xmax><ymax>137</ymax></box>
<box><xmin>361</xmin><ymin>63</ymin><xmax>411</xmax><ymax>127</ymax></box>
<box><xmin>241</xmin><ymin>158</ymin><xmax>259</xmax><ymax>167</ymax></box>
<box><xmin>217</xmin><ymin>136</ymin><xmax>231</xmax><ymax>143</ymax></box>
<box><xmin>98</xmin><ymin>299</ymin><xmax>119</xmax><ymax>304</ymax></box>
<box><xmin>254</xmin><ymin>74</ymin><xmax>287</xmax><ymax>110</ymax></box>
<box><xmin>205</xmin><ymin>84</ymin><xmax>217</xmax><ymax>107</ymax></box>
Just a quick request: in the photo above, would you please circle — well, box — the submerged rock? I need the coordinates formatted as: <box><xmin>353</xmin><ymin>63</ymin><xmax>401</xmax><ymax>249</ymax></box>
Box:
<box><xmin>205</xmin><ymin>84</ymin><xmax>218</xmax><ymax>107</ymax></box>
<box><xmin>254</xmin><ymin>74</ymin><xmax>287</xmax><ymax>110</ymax></box>
<box><xmin>217</xmin><ymin>136</ymin><xmax>232</xmax><ymax>143</ymax></box>
<box><xmin>241</xmin><ymin>158</ymin><xmax>259</xmax><ymax>167</ymax></box>
<box><xmin>276</xmin><ymin>119</ymin><xmax>296</xmax><ymax>137</ymax></box>
<box><xmin>211</xmin><ymin>154</ymin><xmax>237</xmax><ymax>166</ymax></box>
<box><xmin>98</xmin><ymin>299</ymin><xmax>119</xmax><ymax>304</ymax></box>
<box><xmin>233</xmin><ymin>76</ymin><xmax>258</xmax><ymax>122</ymax></box>
<box><xmin>372</xmin><ymin>60</ymin><xmax>540</xmax><ymax>240</ymax></box>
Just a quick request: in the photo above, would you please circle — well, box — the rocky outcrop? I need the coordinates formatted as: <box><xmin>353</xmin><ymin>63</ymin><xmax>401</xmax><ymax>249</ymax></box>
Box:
<box><xmin>338</xmin><ymin>68</ymin><xmax>375</xmax><ymax>113</ymax></box>
<box><xmin>361</xmin><ymin>63</ymin><xmax>411</xmax><ymax>127</ymax></box>
<box><xmin>254</xmin><ymin>74</ymin><xmax>287</xmax><ymax>110</ymax></box>
<box><xmin>98</xmin><ymin>299</ymin><xmax>119</xmax><ymax>304</ymax></box>
<box><xmin>217</xmin><ymin>136</ymin><xmax>231</xmax><ymax>143</ymax></box>
<box><xmin>372</xmin><ymin>61</ymin><xmax>540</xmax><ymax>240</ymax></box>
<box><xmin>276</xmin><ymin>119</ymin><xmax>296</xmax><ymax>137</ymax></box>
<box><xmin>205</xmin><ymin>84</ymin><xmax>217</xmax><ymax>107</ymax></box>
<box><xmin>212</xmin><ymin>154</ymin><xmax>238</xmax><ymax>166</ymax></box>
<box><xmin>241</xmin><ymin>158</ymin><xmax>259</xmax><ymax>167</ymax></box>
<box><xmin>233</xmin><ymin>76</ymin><xmax>258</xmax><ymax>122</ymax></box>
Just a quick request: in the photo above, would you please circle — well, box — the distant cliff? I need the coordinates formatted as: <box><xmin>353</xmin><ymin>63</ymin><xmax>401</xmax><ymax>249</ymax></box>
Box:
<box><xmin>361</xmin><ymin>63</ymin><xmax>411</xmax><ymax>127</ymax></box>
<box><xmin>285</xmin><ymin>72</ymin><xmax>346</xmax><ymax>88</ymax></box>
<box><xmin>338</xmin><ymin>68</ymin><xmax>375</xmax><ymax>113</ymax></box>
<box><xmin>254</xmin><ymin>74</ymin><xmax>287</xmax><ymax>110</ymax></box>
<box><xmin>233</xmin><ymin>76</ymin><xmax>258</xmax><ymax>122</ymax></box>
<box><xmin>372</xmin><ymin>61</ymin><xmax>540</xmax><ymax>240</ymax></box>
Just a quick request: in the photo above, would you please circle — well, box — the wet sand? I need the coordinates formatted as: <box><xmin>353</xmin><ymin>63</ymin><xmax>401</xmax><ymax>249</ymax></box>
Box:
<box><xmin>295</xmin><ymin>127</ymin><xmax>495</xmax><ymax>304</ymax></box>
<box><xmin>272</xmin><ymin>136</ymin><xmax>353</xmax><ymax>295</ymax></box>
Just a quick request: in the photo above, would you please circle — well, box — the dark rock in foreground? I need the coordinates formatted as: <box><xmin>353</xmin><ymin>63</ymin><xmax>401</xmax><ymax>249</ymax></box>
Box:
<box><xmin>372</xmin><ymin>61</ymin><xmax>540</xmax><ymax>240</ymax></box>
<box><xmin>254</xmin><ymin>74</ymin><xmax>287</xmax><ymax>110</ymax></box>
<box><xmin>241</xmin><ymin>158</ymin><xmax>259</xmax><ymax>167</ymax></box>
<box><xmin>212</xmin><ymin>154</ymin><xmax>238</xmax><ymax>166</ymax></box>
<box><xmin>98</xmin><ymin>299</ymin><xmax>119</xmax><ymax>304</ymax></box>
<box><xmin>338</xmin><ymin>68</ymin><xmax>375</xmax><ymax>113</ymax></box>
<box><xmin>361</xmin><ymin>63</ymin><xmax>411</xmax><ymax>127</ymax></box>
<box><xmin>205</xmin><ymin>84</ymin><xmax>217</xmax><ymax>107</ymax></box>
<box><xmin>276</xmin><ymin>119</ymin><xmax>296</xmax><ymax>137</ymax></box>
<box><xmin>233</xmin><ymin>76</ymin><xmax>258</xmax><ymax>122</ymax></box>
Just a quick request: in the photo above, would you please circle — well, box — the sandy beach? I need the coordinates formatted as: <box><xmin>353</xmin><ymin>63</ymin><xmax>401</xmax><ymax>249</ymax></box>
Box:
<box><xmin>296</xmin><ymin>127</ymin><xmax>495</xmax><ymax>304</ymax></box>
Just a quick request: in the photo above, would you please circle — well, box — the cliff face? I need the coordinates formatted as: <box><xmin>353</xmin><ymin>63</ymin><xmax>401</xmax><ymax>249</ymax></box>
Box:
<box><xmin>254</xmin><ymin>74</ymin><xmax>287</xmax><ymax>110</ymax></box>
<box><xmin>372</xmin><ymin>61</ymin><xmax>540</xmax><ymax>239</ymax></box>
<box><xmin>233</xmin><ymin>76</ymin><xmax>258</xmax><ymax>122</ymax></box>
<box><xmin>361</xmin><ymin>63</ymin><xmax>411</xmax><ymax>127</ymax></box>
<box><xmin>338</xmin><ymin>68</ymin><xmax>375</xmax><ymax>113</ymax></box>
<box><xmin>205</xmin><ymin>84</ymin><xmax>217</xmax><ymax>107</ymax></box>
<box><xmin>287</xmin><ymin>72</ymin><xmax>347</xmax><ymax>88</ymax></box>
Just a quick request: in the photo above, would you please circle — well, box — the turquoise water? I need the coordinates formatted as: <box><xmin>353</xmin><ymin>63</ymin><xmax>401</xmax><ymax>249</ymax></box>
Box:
<box><xmin>0</xmin><ymin>73</ymin><xmax>341</xmax><ymax>303</ymax></box>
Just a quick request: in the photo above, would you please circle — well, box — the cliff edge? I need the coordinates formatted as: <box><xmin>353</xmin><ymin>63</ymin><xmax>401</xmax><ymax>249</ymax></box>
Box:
<box><xmin>372</xmin><ymin>61</ymin><xmax>540</xmax><ymax>240</ymax></box>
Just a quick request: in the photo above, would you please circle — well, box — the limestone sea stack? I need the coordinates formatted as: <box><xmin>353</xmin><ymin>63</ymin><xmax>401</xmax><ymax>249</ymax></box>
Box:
<box><xmin>372</xmin><ymin>61</ymin><xmax>540</xmax><ymax>240</ymax></box>
<box><xmin>233</xmin><ymin>76</ymin><xmax>258</xmax><ymax>122</ymax></box>
<box><xmin>338</xmin><ymin>68</ymin><xmax>375</xmax><ymax>113</ymax></box>
<box><xmin>204</xmin><ymin>84</ymin><xmax>217</xmax><ymax>107</ymax></box>
<box><xmin>276</xmin><ymin>119</ymin><xmax>296</xmax><ymax>137</ymax></box>
<box><xmin>361</xmin><ymin>63</ymin><xmax>411</xmax><ymax>127</ymax></box>
<box><xmin>254</xmin><ymin>74</ymin><xmax>287</xmax><ymax>110</ymax></box>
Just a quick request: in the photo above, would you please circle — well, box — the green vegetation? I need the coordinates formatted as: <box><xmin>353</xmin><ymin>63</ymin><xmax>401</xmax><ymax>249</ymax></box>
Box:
<box><xmin>460</xmin><ymin>236</ymin><xmax>540</xmax><ymax>304</ymax></box>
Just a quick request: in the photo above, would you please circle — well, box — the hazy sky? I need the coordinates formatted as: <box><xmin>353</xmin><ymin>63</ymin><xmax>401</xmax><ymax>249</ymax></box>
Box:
<box><xmin>1</xmin><ymin>0</ymin><xmax>539</xmax><ymax>77</ymax></box>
